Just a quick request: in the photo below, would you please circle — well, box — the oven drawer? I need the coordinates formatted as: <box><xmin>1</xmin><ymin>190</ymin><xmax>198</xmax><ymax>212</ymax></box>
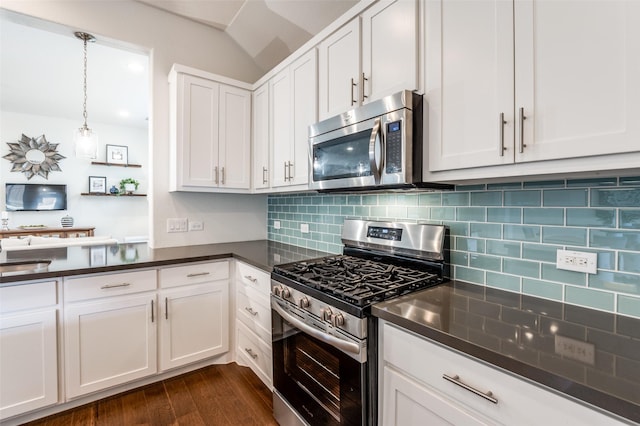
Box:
<box><xmin>237</xmin><ymin>321</ymin><xmax>272</xmax><ymax>389</ymax></box>
<box><xmin>381</xmin><ymin>321</ymin><xmax>623</xmax><ymax>425</ymax></box>
<box><xmin>236</xmin><ymin>289</ymin><xmax>271</xmax><ymax>343</ymax></box>
<box><xmin>236</xmin><ymin>261</ymin><xmax>270</xmax><ymax>301</ymax></box>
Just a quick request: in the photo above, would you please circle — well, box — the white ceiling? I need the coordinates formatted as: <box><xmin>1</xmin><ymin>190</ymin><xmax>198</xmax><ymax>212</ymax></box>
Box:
<box><xmin>0</xmin><ymin>1</ymin><xmax>356</xmax><ymax>130</ymax></box>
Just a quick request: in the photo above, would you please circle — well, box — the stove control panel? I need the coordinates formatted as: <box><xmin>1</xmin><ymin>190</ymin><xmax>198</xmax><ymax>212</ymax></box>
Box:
<box><xmin>367</xmin><ymin>226</ymin><xmax>403</xmax><ymax>241</ymax></box>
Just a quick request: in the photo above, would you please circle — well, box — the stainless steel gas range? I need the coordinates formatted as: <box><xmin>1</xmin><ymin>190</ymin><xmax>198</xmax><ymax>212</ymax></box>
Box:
<box><xmin>271</xmin><ymin>219</ymin><xmax>449</xmax><ymax>426</ymax></box>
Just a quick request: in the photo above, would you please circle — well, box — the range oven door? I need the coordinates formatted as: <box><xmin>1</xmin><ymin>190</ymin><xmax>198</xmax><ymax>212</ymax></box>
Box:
<box><xmin>272</xmin><ymin>298</ymin><xmax>366</xmax><ymax>426</ymax></box>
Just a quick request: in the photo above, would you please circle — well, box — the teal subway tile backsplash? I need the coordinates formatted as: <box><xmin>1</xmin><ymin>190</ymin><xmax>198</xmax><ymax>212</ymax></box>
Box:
<box><xmin>267</xmin><ymin>176</ymin><xmax>640</xmax><ymax>318</ymax></box>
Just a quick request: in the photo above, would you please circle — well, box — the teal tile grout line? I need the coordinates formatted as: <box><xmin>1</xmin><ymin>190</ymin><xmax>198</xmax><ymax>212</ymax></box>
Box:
<box><xmin>267</xmin><ymin>177</ymin><xmax>640</xmax><ymax>318</ymax></box>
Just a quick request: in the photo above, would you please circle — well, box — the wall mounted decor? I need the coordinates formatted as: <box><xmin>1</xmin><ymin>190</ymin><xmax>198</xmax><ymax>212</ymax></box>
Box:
<box><xmin>106</xmin><ymin>144</ymin><xmax>128</xmax><ymax>164</ymax></box>
<box><xmin>3</xmin><ymin>134</ymin><xmax>66</xmax><ymax>179</ymax></box>
<box><xmin>88</xmin><ymin>176</ymin><xmax>107</xmax><ymax>194</ymax></box>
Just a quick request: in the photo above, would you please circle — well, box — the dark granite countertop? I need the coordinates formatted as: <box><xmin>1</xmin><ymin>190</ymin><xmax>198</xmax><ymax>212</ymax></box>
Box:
<box><xmin>0</xmin><ymin>240</ymin><xmax>328</xmax><ymax>284</ymax></box>
<box><xmin>373</xmin><ymin>280</ymin><xmax>640</xmax><ymax>424</ymax></box>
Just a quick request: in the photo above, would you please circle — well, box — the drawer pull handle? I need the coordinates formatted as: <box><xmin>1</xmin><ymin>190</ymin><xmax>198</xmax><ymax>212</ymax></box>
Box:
<box><xmin>442</xmin><ymin>374</ymin><xmax>498</xmax><ymax>404</ymax></box>
<box><xmin>101</xmin><ymin>282</ymin><xmax>131</xmax><ymax>290</ymax></box>
<box><xmin>165</xmin><ymin>297</ymin><xmax>169</xmax><ymax>320</ymax></box>
<box><xmin>245</xmin><ymin>348</ymin><xmax>258</xmax><ymax>359</ymax></box>
<box><xmin>244</xmin><ymin>275</ymin><xmax>258</xmax><ymax>283</ymax></box>
<box><xmin>187</xmin><ymin>272</ymin><xmax>210</xmax><ymax>278</ymax></box>
<box><xmin>151</xmin><ymin>299</ymin><xmax>155</xmax><ymax>323</ymax></box>
<box><xmin>245</xmin><ymin>306</ymin><xmax>258</xmax><ymax>316</ymax></box>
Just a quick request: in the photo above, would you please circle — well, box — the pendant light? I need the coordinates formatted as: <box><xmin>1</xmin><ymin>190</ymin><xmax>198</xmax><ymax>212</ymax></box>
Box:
<box><xmin>74</xmin><ymin>31</ymin><xmax>98</xmax><ymax>159</ymax></box>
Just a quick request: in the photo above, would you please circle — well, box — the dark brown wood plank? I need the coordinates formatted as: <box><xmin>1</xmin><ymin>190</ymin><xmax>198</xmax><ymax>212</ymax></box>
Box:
<box><xmin>163</xmin><ymin>376</ymin><xmax>205</xmax><ymax>425</ymax></box>
<box><xmin>142</xmin><ymin>381</ymin><xmax>176</xmax><ymax>425</ymax></box>
<box><xmin>120</xmin><ymin>389</ymin><xmax>151</xmax><ymax>426</ymax></box>
<box><xmin>70</xmin><ymin>403</ymin><xmax>96</xmax><ymax>426</ymax></box>
<box><xmin>183</xmin><ymin>365</ymin><xmax>235</xmax><ymax>425</ymax></box>
<box><xmin>96</xmin><ymin>395</ymin><xmax>124</xmax><ymax>426</ymax></box>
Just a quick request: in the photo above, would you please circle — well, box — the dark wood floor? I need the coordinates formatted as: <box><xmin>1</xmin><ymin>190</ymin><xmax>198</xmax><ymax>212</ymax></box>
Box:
<box><xmin>23</xmin><ymin>363</ymin><xmax>278</xmax><ymax>426</ymax></box>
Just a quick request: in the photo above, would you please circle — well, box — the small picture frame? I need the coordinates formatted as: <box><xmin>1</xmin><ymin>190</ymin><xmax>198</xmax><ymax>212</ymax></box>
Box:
<box><xmin>106</xmin><ymin>144</ymin><xmax>128</xmax><ymax>165</ymax></box>
<box><xmin>88</xmin><ymin>176</ymin><xmax>107</xmax><ymax>194</ymax></box>
<box><xmin>90</xmin><ymin>246</ymin><xmax>107</xmax><ymax>266</ymax></box>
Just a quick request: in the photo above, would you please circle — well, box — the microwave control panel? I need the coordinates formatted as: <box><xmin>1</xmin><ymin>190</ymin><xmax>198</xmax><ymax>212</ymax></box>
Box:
<box><xmin>385</xmin><ymin>120</ymin><xmax>402</xmax><ymax>173</ymax></box>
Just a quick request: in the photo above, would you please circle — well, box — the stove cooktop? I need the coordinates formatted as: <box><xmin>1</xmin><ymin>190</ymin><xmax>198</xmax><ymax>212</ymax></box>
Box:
<box><xmin>272</xmin><ymin>254</ymin><xmax>444</xmax><ymax>307</ymax></box>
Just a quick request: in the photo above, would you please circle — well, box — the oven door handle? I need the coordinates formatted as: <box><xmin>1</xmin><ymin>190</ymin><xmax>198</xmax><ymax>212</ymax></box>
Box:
<box><xmin>272</xmin><ymin>299</ymin><xmax>361</xmax><ymax>356</ymax></box>
<box><xmin>368</xmin><ymin>117</ymin><xmax>383</xmax><ymax>185</ymax></box>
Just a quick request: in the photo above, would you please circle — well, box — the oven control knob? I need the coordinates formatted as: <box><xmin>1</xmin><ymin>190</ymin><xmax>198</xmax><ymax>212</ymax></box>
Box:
<box><xmin>281</xmin><ymin>287</ymin><xmax>291</xmax><ymax>298</ymax></box>
<box><xmin>298</xmin><ymin>297</ymin><xmax>310</xmax><ymax>308</ymax></box>
<box><xmin>322</xmin><ymin>308</ymin><xmax>333</xmax><ymax>322</ymax></box>
<box><xmin>274</xmin><ymin>285</ymin><xmax>291</xmax><ymax>298</ymax></box>
<box><xmin>331</xmin><ymin>313</ymin><xmax>344</xmax><ymax>327</ymax></box>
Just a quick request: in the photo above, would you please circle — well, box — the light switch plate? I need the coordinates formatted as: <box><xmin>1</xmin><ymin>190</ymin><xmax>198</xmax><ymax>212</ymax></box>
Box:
<box><xmin>167</xmin><ymin>218</ymin><xmax>187</xmax><ymax>233</ymax></box>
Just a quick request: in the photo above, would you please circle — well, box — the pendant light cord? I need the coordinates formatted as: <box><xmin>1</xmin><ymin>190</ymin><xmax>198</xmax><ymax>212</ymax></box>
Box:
<box><xmin>82</xmin><ymin>36</ymin><xmax>88</xmax><ymax>129</ymax></box>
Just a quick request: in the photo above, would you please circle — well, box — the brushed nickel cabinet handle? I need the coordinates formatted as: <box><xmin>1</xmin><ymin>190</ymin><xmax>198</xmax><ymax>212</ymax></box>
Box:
<box><xmin>151</xmin><ymin>299</ymin><xmax>155</xmax><ymax>323</ymax></box>
<box><xmin>187</xmin><ymin>272</ymin><xmax>210</xmax><ymax>278</ymax></box>
<box><xmin>361</xmin><ymin>73</ymin><xmax>368</xmax><ymax>102</ymax></box>
<box><xmin>262</xmin><ymin>167</ymin><xmax>268</xmax><ymax>184</ymax></box>
<box><xmin>101</xmin><ymin>282</ymin><xmax>131</xmax><ymax>290</ymax></box>
<box><xmin>214</xmin><ymin>166</ymin><xmax>219</xmax><ymax>184</ymax></box>
<box><xmin>288</xmin><ymin>161</ymin><xmax>293</xmax><ymax>181</ymax></box>
<box><xmin>165</xmin><ymin>297</ymin><xmax>169</xmax><ymax>320</ymax></box>
<box><xmin>351</xmin><ymin>77</ymin><xmax>357</xmax><ymax>106</ymax></box>
<box><xmin>518</xmin><ymin>107</ymin><xmax>527</xmax><ymax>153</ymax></box>
<box><xmin>443</xmin><ymin>374</ymin><xmax>498</xmax><ymax>404</ymax></box>
<box><xmin>221</xmin><ymin>167</ymin><xmax>225</xmax><ymax>185</ymax></box>
<box><xmin>244</xmin><ymin>275</ymin><xmax>258</xmax><ymax>283</ymax></box>
<box><xmin>499</xmin><ymin>112</ymin><xmax>507</xmax><ymax>156</ymax></box>
<box><xmin>245</xmin><ymin>306</ymin><xmax>258</xmax><ymax>316</ymax></box>
<box><xmin>245</xmin><ymin>348</ymin><xmax>258</xmax><ymax>359</ymax></box>
<box><xmin>283</xmin><ymin>162</ymin><xmax>289</xmax><ymax>182</ymax></box>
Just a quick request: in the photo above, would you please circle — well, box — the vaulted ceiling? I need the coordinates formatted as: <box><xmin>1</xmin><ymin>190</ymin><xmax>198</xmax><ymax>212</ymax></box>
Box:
<box><xmin>134</xmin><ymin>0</ymin><xmax>358</xmax><ymax>72</ymax></box>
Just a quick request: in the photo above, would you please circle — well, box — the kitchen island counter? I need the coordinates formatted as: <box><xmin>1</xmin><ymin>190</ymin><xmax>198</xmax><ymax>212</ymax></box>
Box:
<box><xmin>0</xmin><ymin>240</ymin><xmax>328</xmax><ymax>284</ymax></box>
<box><xmin>373</xmin><ymin>280</ymin><xmax>640</xmax><ymax>424</ymax></box>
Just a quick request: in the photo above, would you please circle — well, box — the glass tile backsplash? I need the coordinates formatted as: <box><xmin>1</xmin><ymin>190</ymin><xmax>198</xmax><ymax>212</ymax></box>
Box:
<box><xmin>267</xmin><ymin>177</ymin><xmax>640</xmax><ymax>319</ymax></box>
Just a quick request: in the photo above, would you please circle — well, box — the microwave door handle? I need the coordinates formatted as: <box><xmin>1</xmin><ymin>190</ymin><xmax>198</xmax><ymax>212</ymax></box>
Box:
<box><xmin>369</xmin><ymin>118</ymin><xmax>383</xmax><ymax>184</ymax></box>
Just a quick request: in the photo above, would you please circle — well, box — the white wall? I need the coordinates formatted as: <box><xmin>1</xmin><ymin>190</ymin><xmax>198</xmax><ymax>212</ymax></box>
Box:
<box><xmin>1</xmin><ymin>0</ymin><xmax>268</xmax><ymax>248</ymax></box>
<box><xmin>1</xmin><ymin>111</ymin><xmax>148</xmax><ymax>241</ymax></box>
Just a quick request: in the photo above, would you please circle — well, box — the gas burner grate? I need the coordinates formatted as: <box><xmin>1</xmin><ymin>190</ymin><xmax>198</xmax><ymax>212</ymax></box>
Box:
<box><xmin>275</xmin><ymin>255</ymin><xmax>444</xmax><ymax>307</ymax></box>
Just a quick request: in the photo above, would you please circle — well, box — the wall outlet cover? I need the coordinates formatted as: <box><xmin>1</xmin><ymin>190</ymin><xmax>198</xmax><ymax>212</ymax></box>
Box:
<box><xmin>274</xmin><ymin>220</ymin><xmax>281</xmax><ymax>230</ymax></box>
<box><xmin>556</xmin><ymin>249</ymin><xmax>597</xmax><ymax>274</ymax></box>
<box><xmin>189</xmin><ymin>221</ymin><xmax>204</xmax><ymax>231</ymax></box>
<box><xmin>300</xmin><ymin>223</ymin><xmax>310</xmax><ymax>233</ymax></box>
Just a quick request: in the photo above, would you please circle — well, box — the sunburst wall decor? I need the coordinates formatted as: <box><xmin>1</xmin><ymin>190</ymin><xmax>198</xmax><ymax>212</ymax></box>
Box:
<box><xmin>3</xmin><ymin>134</ymin><xmax>66</xmax><ymax>180</ymax></box>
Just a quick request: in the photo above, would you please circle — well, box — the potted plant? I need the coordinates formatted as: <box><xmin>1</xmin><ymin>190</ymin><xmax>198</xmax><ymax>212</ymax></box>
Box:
<box><xmin>119</xmin><ymin>178</ymin><xmax>139</xmax><ymax>194</ymax></box>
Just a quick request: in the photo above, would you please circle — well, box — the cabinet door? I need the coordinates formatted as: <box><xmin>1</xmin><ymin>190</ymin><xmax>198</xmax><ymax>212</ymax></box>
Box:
<box><xmin>270</xmin><ymin>68</ymin><xmax>292</xmax><ymax>188</ymax></box>
<box><xmin>64</xmin><ymin>293</ymin><xmax>157</xmax><ymax>398</ymax></box>
<box><xmin>426</xmin><ymin>0</ymin><xmax>514</xmax><ymax>171</ymax></box>
<box><xmin>219</xmin><ymin>84</ymin><xmax>252</xmax><ymax>189</ymax></box>
<box><xmin>178</xmin><ymin>74</ymin><xmax>220</xmax><ymax>187</ymax></box>
<box><xmin>289</xmin><ymin>49</ymin><xmax>317</xmax><ymax>186</ymax></box>
<box><xmin>0</xmin><ymin>310</ymin><xmax>58</xmax><ymax>419</ymax></box>
<box><xmin>318</xmin><ymin>19</ymin><xmax>361</xmax><ymax>120</ymax></box>
<box><xmin>362</xmin><ymin>0</ymin><xmax>419</xmax><ymax>103</ymax></box>
<box><xmin>158</xmin><ymin>281</ymin><xmax>229</xmax><ymax>371</ymax></box>
<box><xmin>253</xmin><ymin>83</ymin><xmax>270</xmax><ymax>190</ymax></box>
<box><xmin>514</xmin><ymin>0</ymin><xmax>640</xmax><ymax>162</ymax></box>
<box><xmin>382</xmin><ymin>366</ymin><xmax>490</xmax><ymax>426</ymax></box>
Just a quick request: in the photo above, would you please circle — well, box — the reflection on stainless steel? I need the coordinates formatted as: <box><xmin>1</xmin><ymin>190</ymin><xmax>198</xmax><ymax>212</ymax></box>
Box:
<box><xmin>0</xmin><ymin>260</ymin><xmax>51</xmax><ymax>274</ymax></box>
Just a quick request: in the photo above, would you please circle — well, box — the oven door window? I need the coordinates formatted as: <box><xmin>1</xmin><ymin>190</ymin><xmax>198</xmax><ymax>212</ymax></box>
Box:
<box><xmin>312</xmin><ymin>129</ymin><xmax>372</xmax><ymax>182</ymax></box>
<box><xmin>273</xmin><ymin>311</ymin><xmax>364</xmax><ymax>426</ymax></box>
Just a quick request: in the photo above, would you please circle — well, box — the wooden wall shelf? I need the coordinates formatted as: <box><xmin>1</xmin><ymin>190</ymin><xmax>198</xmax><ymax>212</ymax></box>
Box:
<box><xmin>91</xmin><ymin>161</ymin><xmax>142</xmax><ymax>168</ymax></box>
<box><xmin>0</xmin><ymin>226</ymin><xmax>95</xmax><ymax>238</ymax></box>
<box><xmin>80</xmin><ymin>193</ymin><xmax>147</xmax><ymax>197</ymax></box>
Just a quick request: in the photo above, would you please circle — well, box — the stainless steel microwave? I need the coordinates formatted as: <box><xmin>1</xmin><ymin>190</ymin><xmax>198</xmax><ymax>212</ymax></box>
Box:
<box><xmin>308</xmin><ymin>90</ymin><xmax>451</xmax><ymax>192</ymax></box>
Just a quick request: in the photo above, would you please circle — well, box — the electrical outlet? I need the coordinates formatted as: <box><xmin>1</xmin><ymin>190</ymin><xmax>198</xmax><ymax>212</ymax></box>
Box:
<box><xmin>274</xmin><ymin>220</ymin><xmax>281</xmax><ymax>230</ymax></box>
<box><xmin>556</xmin><ymin>249</ymin><xmax>597</xmax><ymax>274</ymax></box>
<box><xmin>167</xmin><ymin>218</ymin><xmax>188</xmax><ymax>233</ymax></box>
<box><xmin>189</xmin><ymin>221</ymin><xmax>204</xmax><ymax>231</ymax></box>
<box><xmin>555</xmin><ymin>335</ymin><xmax>595</xmax><ymax>365</ymax></box>
<box><xmin>300</xmin><ymin>223</ymin><xmax>310</xmax><ymax>233</ymax></box>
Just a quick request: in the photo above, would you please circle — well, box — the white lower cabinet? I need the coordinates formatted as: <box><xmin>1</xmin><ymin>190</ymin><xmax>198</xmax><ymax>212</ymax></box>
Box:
<box><xmin>380</xmin><ymin>320</ymin><xmax>625</xmax><ymax>426</ymax></box>
<box><xmin>158</xmin><ymin>261</ymin><xmax>230</xmax><ymax>371</ymax></box>
<box><xmin>64</xmin><ymin>270</ymin><xmax>158</xmax><ymax>398</ymax></box>
<box><xmin>0</xmin><ymin>281</ymin><xmax>59</xmax><ymax>420</ymax></box>
<box><xmin>234</xmin><ymin>261</ymin><xmax>272</xmax><ymax>389</ymax></box>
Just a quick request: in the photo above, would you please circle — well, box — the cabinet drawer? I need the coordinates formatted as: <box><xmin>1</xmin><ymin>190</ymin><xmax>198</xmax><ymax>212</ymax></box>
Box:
<box><xmin>236</xmin><ymin>289</ymin><xmax>271</xmax><ymax>343</ymax></box>
<box><xmin>0</xmin><ymin>281</ymin><xmax>58</xmax><ymax>313</ymax></box>
<box><xmin>64</xmin><ymin>270</ymin><xmax>157</xmax><ymax>302</ymax></box>
<box><xmin>159</xmin><ymin>260</ymin><xmax>228</xmax><ymax>288</ymax></box>
<box><xmin>237</xmin><ymin>321</ymin><xmax>272</xmax><ymax>389</ymax></box>
<box><xmin>236</xmin><ymin>261</ymin><xmax>270</xmax><ymax>300</ymax></box>
<box><xmin>382</xmin><ymin>322</ymin><xmax>623</xmax><ymax>425</ymax></box>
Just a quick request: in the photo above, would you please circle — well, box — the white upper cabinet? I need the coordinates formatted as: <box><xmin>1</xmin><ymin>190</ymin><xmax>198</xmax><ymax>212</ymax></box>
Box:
<box><xmin>271</xmin><ymin>49</ymin><xmax>317</xmax><ymax>189</ymax></box>
<box><xmin>319</xmin><ymin>0</ymin><xmax>419</xmax><ymax>120</ymax></box>
<box><xmin>427</xmin><ymin>0</ymin><xmax>640</xmax><ymax>173</ymax></box>
<box><xmin>252</xmin><ymin>83</ymin><xmax>270</xmax><ymax>190</ymax></box>
<box><xmin>169</xmin><ymin>65</ymin><xmax>252</xmax><ymax>192</ymax></box>
<box><xmin>318</xmin><ymin>19</ymin><xmax>361</xmax><ymax>120</ymax></box>
<box><xmin>362</xmin><ymin>0</ymin><xmax>419</xmax><ymax>103</ymax></box>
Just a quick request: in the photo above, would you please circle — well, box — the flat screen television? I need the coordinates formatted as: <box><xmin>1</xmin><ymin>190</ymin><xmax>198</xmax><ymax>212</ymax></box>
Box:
<box><xmin>5</xmin><ymin>183</ymin><xmax>68</xmax><ymax>211</ymax></box>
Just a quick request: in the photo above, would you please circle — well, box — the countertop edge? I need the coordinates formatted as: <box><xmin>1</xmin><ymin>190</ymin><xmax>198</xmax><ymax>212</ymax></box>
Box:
<box><xmin>372</xmin><ymin>305</ymin><xmax>640</xmax><ymax>424</ymax></box>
